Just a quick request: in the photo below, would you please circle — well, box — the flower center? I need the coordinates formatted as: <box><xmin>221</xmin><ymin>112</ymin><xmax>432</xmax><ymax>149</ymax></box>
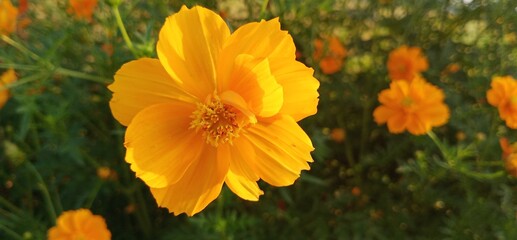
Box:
<box><xmin>401</xmin><ymin>96</ymin><xmax>413</xmax><ymax>107</ymax></box>
<box><xmin>190</xmin><ymin>97</ymin><xmax>242</xmax><ymax>147</ymax></box>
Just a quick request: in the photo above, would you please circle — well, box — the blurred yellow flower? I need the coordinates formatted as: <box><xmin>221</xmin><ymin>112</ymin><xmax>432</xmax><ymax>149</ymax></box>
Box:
<box><xmin>486</xmin><ymin>76</ymin><xmax>517</xmax><ymax>129</ymax></box>
<box><xmin>373</xmin><ymin>76</ymin><xmax>449</xmax><ymax>135</ymax></box>
<box><xmin>48</xmin><ymin>209</ymin><xmax>111</xmax><ymax>240</ymax></box>
<box><xmin>67</xmin><ymin>0</ymin><xmax>97</xmax><ymax>22</ymax></box>
<box><xmin>0</xmin><ymin>0</ymin><xmax>18</xmax><ymax>35</ymax></box>
<box><xmin>97</xmin><ymin>166</ymin><xmax>113</xmax><ymax>180</ymax></box>
<box><xmin>0</xmin><ymin>68</ymin><xmax>17</xmax><ymax>109</ymax></box>
<box><xmin>109</xmin><ymin>6</ymin><xmax>319</xmax><ymax>216</ymax></box>
<box><xmin>313</xmin><ymin>36</ymin><xmax>347</xmax><ymax>74</ymax></box>
<box><xmin>387</xmin><ymin>45</ymin><xmax>429</xmax><ymax>81</ymax></box>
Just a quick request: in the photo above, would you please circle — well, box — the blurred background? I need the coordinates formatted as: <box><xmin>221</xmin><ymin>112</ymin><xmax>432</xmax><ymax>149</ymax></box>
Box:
<box><xmin>2</xmin><ymin>0</ymin><xmax>517</xmax><ymax>239</ymax></box>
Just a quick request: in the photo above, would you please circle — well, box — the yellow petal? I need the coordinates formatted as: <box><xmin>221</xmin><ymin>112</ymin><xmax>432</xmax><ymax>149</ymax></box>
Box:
<box><xmin>220</xmin><ymin>137</ymin><xmax>263</xmax><ymax>201</ymax></box>
<box><xmin>150</xmin><ymin>146</ymin><xmax>229</xmax><ymax>216</ymax></box>
<box><xmin>217</xmin><ymin>18</ymin><xmax>296</xmax><ymax>86</ymax></box>
<box><xmin>245</xmin><ymin>115</ymin><xmax>314</xmax><ymax>186</ymax></box>
<box><xmin>124</xmin><ymin>102</ymin><xmax>203</xmax><ymax>188</ymax></box>
<box><xmin>157</xmin><ymin>6</ymin><xmax>230</xmax><ymax>99</ymax></box>
<box><xmin>269</xmin><ymin>58</ymin><xmax>319</xmax><ymax>121</ymax></box>
<box><xmin>219</xmin><ymin>90</ymin><xmax>257</xmax><ymax>124</ymax></box>
<box><xmin>108</xmin><ymin>58</ymin><xmax>196</xmax><ymax>126</ymax></box>
<box><xmin>221</xmin><ymin>54</ymin><xmax>283</xmax><ymax>117</ymax></box>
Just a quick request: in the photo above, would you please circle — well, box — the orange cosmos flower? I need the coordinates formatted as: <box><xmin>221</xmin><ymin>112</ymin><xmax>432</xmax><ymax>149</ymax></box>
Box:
<box><xmin>0</xmin><ymin>0</ymin><xmax>18</xmax><ymax>35</ymax></box>
<box><xmin>486</xmin><ymin>76</ymin><xmax>517</xmax><ymax>129</ymax></box>
<box><xmin>67</xmin><ymin>0</ymin><xmax>98</xmax><ymax>22</ymax></box>
<box><xmin>0</xmin><ymin>68</ymin><xmax>16</xmax><ymax>109</ymax></box>
<box><xmin>109</xmin><ymin>6</ymin><xmax>319</xmax><ymax>216</ymax></box>
<box><xmin>500</xmin><ymin>138</ymin><xmax>517</xmax><ymax>177</ymax></box>
<box><xmin>373</xmin><ymin>76</ymin><xmax>449</xmax><ymax>135</ymax></box>
<box><xmin>313</xmin><ymin>36</ymin><xmax>347</xmax><ymax>74</ymax></box>
<box><xmin>387</xmin><ymin>45</ymin><xmax>429</xmax><ymax>82</ymax></box>
<box><xmin>47</xmin><ymin>209</ymin><xmax>111</xmax><ymax>240</ymax></box>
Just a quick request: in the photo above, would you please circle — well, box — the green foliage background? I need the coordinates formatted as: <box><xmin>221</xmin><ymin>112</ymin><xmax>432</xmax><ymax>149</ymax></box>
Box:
<box><xmin>2</xmin><ymin>0</ymin><xmax>517</xmax><ymax>239</ymax></box>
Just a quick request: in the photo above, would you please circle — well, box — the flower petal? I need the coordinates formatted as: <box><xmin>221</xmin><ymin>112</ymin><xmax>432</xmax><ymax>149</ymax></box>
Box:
<box><xmin>150</xmin><ymin>146</ymin><xmax>229</xmax><ymax>216</ymax></box>
<box><xmin>245</xmin><ymin>115</ymin><xmax>314</xmax><ymax>186</ymax></box>
<box><xmin>220</xmin><ymin>137</ymin><xmax>263</xmax><ymax>201</ymax></box>
<box><xmin>124</xmin><ymin>102</ymin><xmax>203</xmax><ymax>188</ymax></box>
<box><xmin>269</xmin><ymin>58</ymin><xmax>319</xmax><ymax>121</ymax></box>
<box><xmin>221</xmin><ymin>54</ymin><xmax>283</xmax><ymax>117</ymax></box>
<box><xmin>157</xmin><ymin>6</ymin><xmax>230</xmax><ymax>99</ymax></box>
<box><xmin>217</xmin><ymin>18</ymin><xmax>296</xmax><ymax>86</ymax></box>
<box><xmin>108</xmin><ymin>58</ymin><xmax>196</xmax><ymax>126</ymax></box>
<box><xmin>373</xmin><ymin>105</ymin><xmax>396</xmax><ymax>125</ymax></box>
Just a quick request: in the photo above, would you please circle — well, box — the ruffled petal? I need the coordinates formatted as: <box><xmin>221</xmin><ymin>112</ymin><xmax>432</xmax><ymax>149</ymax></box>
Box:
<box><xmin>221</xmin><ymin>54</ymin><xmax>283</xmax><ymax>117</ymax></box>
<box><xmin>108</xmin><ymin>58</ymin><xmax>196</xmax><ymax>126</ymax></box>
<box><xmin>157</xmin><ymin>6</ymin><xmax>230</xmax><ymax>99</ymax></box>
<box><xmin>269</xmin><ymin>58</ymin><xmax>319</xmax><ymax>121</ymax></box>
<box><xmin>150</xmin><ymin>145</ymin><xmax>229</xmax><ymax>216</ymax></box>
<box><xmin>220</xmin><ymin>137</ymin><xmax>263</xmax><ymax>201</ymax></box>
<box><xmin>217</xmin><ymin>18</ymin><xmax>296</xmax><ymax>86</ymax></box>
<box><xmin>245</xmin><ymin>115</ymin><xmax>313</xmax><ymax>186</ymax></box>
<box><xmin>124</xmin><ymin>102</ymin><xmax>203</xmax><ymax>188</ymax></box>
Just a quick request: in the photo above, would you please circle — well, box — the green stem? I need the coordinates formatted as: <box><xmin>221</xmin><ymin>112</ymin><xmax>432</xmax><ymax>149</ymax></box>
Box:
<box><xmin>55</xmin><ymin>67</ymin><xmax>111</xmax><ymax>84</ymax></box>
<box><xmin>459</xmin><ymin>169</ymin><xmax>505</xmax><ymax>180</ymax></box>
<box><xmin>0</xmin><ymin>35</ymin><xmax>41</xmax><ymax>61</ymax></box>
<box><xmin>25</xmin><ymin>161</ymin><xmax>57</xmax><ymax>224</ymax></box>
<box><xmin>112</xmin><ymin>6</ymin><xmax>139</xmax><ymax>58</ymax></box>
<box><xmin>427</xmin><ymin>131</ymin><xmax>452</xmax><ymax>166</ymax></box>
<box><xmin>0</xmin><ymin>196</ymin><xmax>23</xmax><ymax>215</ymax></box>
<box><xmin>0</xmin><ymin>63</ymin><xmax>39</xmax><ymax>71</ymax></box>
<box><xmin>259</xmin><ymin>0</ymin><xmax>270</xmax><ymax>19</ymax></box>
<box><xmin>134</xmin><ymin>188</ymin><xmax>152</xmax><ymax>238</ymax></box>
<box><xmin>84</xmin><ymin>180</ymin><xmax>103</xmax><ymax>209</ymax></box>
<box><xmin>359</xmin><ymin>98</ymin><xmax>371</xmax><ymax>159</ymax></box>
<box><xmin>0</xmin><ymin>224</ymin><xmax>23</xmax><ymax>240</ymax></box>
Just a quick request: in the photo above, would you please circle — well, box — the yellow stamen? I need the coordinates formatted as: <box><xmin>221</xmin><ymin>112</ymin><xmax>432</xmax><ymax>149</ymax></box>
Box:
<box><xmin>190</xmin><ymin>97</ymin><xmax>242</xmax><ymax>147</ymax></box>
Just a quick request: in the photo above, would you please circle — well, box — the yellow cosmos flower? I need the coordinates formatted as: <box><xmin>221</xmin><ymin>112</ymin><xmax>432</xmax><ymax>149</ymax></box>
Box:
<box><xmin>109</xmin><ymin>6</ymin><xmax>320</xmax><ymax>216</ymax></box>
<box><xmin>486</xmin><ymin>76</ymin><xmax>517</xmax><ymax>129</ymax></box>
<box><xmin>387</xmin><ymin>45</ymin><xmax>429</xmax><ymax>82</ymax></box>
<box><xmin>67</xmin><ymin>0</ymin><xmax>97</xmax><ymax>22</ymax></box>
<box><xmin>0</xmin><ymin>68</ymin><xmax>16</xmax><ymax>109</ymax></box>
<box><xmin>0</xmin><ymin>0</ymin><xmax>18</xmax><ymax>35</ymax></box>
<box><xmin>313</xmin><ymin>36</ymin><xmax>347</xmax><ymax>74</ymax></box>
<box><xmin>373</xmin><ymin>76</ymin><xmax>449</xmax><ymax>135</ymax></box>
<box><xmin>47</xmin><ymin>209</ymin><xmax>111</xmax><ymax>240</ymax></box>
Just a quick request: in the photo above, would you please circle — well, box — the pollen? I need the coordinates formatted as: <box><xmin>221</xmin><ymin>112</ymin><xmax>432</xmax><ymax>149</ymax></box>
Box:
<box><xmin>190</xmin><ymin>97</ymin><xmax>242</xmax><ymax>147</ymax></box>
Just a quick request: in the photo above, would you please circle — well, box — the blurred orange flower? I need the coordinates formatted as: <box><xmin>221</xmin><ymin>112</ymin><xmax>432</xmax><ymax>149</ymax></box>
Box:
<box><xmin>313</xmin><ymin>36</ymin><xmax>347</xmax><ymax>74</ymax></box>
<box><xmin>387</xmin><ymin>45</ymin><xmax>429</xmax><ymax>81</ymax></box>
<box><xmin>486</xmin><ymin>76</ymin><xmax>517</xmax><ymax>129</ymax></box>
<box><xmin>109</xmin><ymin>6</ymin><xmax>319</xmax><ymax>216</ymax></box>
<box><xmin>0</xmin><ymin>68</ymin><xmax>16</xmax><ymax>109</ymax></box>
<box><xmin>499</xmin><ymin>138</ymin><xmax>517</xmax><ymax>177</ymax></box>
<box><xmin>330</xmin><ymin>128</ymin><xmax>346</xmax><ymax>143</ymax></box>
<box><xmin>373</xmin><ymin>76</ymin><xmax>449</xmax><ymax>135</ymax></box>
<box><xmin>48</xmin><ymin>209</ymin><xmax>111</xmax><ymax>240</ymax></box>
<box><xmin>0</xmin><ymin>0</ymin><xmax>18</xmax><ymax>35</ymax></box>
<box><xmin>68</xmin><ymin>0</ymin><xmax>98</xmax><ymax>22</ymax></box>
